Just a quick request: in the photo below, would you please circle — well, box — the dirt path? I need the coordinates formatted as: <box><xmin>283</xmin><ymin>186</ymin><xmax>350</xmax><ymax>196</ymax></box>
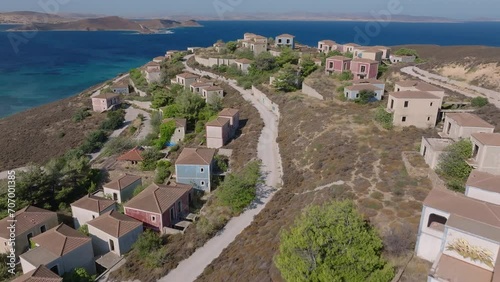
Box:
<box><xmin>158</xmin><ymin>56</ymin><xmax>283</xmax><ymax>282</ymax></box>
<box><xmin>401</xmin><ymin>66</ymin><xmax>500</xmax><ymax>109</ymax></box>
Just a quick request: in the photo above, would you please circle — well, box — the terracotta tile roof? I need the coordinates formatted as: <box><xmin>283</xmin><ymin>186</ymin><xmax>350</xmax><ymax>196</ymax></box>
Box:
<box><xmin>206</xmin><ymin>117</ymin><xmax>230</xmax><ymax>127</ymax></box>
<box><xmin>117</xmin><ymin>147</ymin><xmax>144</xmax><ymax>162</ymax></box>
<box><xmin>277</xmin><ymin>34</ymin><xmax>295</xmax><ymax>38</ymax></box>
<box><xmin>352</xmin><ymin>58</ymin><xmax>379</xmax><ymax>64</ymax></box>
<box><xmin>344</xmin><ymin>43</ymin><xmax>360</xmax><ymax>47</ymax></box>
<box><xmin>177</xmin><ymin>72</ymin><xmax>199</xmax><ymax>79</ymax></box>
<box><xmin>87</xmin><ymin>210</ymin><xmax>142</xmax><ymax>237</ymax></box>
<box><xmin>146</xmin><ymin>61</ymin><xmax>160</xmax><ymax>67</ymax></box>
<box><xmin>326</xmin><ymin>56</ymin><xmax>352</xmax><ymax>61</ymax></box>
<box><xmin>93</xmin><ymin>92</ymin><xmax>120</xmax><ymax>100</ymax></box>
<box><xmin>124</xmin><ymin>183</ymin><xmax>192</xmax><ymax>214</ymax></box>
<box><xmin>12</xmin><ymin>265</ymin><xmax>62</xmax><ymax>282</ymax></box>
<box><xmin>112</xmin><ymin>79</ymin><xmax>128</xmax><ymax>88</ymax></box>
<box><xmin>176</xmin><ymin>148</ymin><xmax>216</xmax><ymax>165</ymax></box>
<box><xmin>424</xmin><ymin>189</ymin><xmax>500</xmax><ymax>235</ymax></box>
<box><xmin>446</xmin><ymin>113</ymin><xmax>494</xmax><ymax>129</ymax></box>
<box><xmin>219</xmin><ymin>108</ymin><xmax>240</xmax><ymax>118</ymax></box>
<box><xmin>235</xmin><ymin>58</ymin><xmax>253</xmax><ymax>64</ymax></box>
<box><xmin>104</xmin><ymin>174</ymin><xmax>142</xmax><ymax>191</ymax></box>
<box><xmin>345</xmin><ymin>84</ymin><xmax>381</xmax><ymax>91</ymax></box>
<box><xmin>191</xmin><ymin>82</ymin><xmax>212</xmax><ymax>88</ymax></box>
<box><xmin>202</xmin><ymin>85</ymin><xmax>223</xmax><ymax>92</ymax></box>
<box><xmin>389</xmin><ymin>91</ymin><xmax>440</xmax><ymax>100</ymax></box>
<box><xmin>163</xmin><ymin>118</ymin><xmax>187</xmax><ymax>129</ymax></box>
<box><xmin>31</xmin><ymin>224</ymin><xmax>91</xmax><ymax>257</ymax></box>
<box><xmin>396</xmin><ymin>80</ymin><xmax>444</xmax><ymax>92</ymax></box>
<box><xmin>0</xmin><ymin>206</ymin><xmax>57</xmax><ymax>239</ymax></box>
<box><xmin>466</xmin><ymin>170</ymin><xmax>500</xmax><ymax>193</ymax></box>
<box><xmin>71</xmin><ymin>195</ymin><xmax>116</xmax><ymax>213</ymax></box>
<box><xmin>319</xmin><ymin>40</ymin><xmax>337</xmax><ymax>45</ymax></box>
<box><xmin>471</xmin><ymin>132</ymin><xmax>500</xmax><ymax>146</ymax></box>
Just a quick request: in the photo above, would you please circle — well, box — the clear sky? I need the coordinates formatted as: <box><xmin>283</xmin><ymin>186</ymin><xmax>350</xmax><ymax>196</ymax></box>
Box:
<box><xmin>2</xmin><ymin>0</ymin><xmax>499</xmax><ymax>19</ymax></box>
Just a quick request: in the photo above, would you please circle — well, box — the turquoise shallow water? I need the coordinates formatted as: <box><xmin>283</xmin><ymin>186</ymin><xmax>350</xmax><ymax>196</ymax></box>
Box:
<box><xmin>1</xmin><ymin>21</ymin><xmax>500</xmax><ymax>118</ymax></box>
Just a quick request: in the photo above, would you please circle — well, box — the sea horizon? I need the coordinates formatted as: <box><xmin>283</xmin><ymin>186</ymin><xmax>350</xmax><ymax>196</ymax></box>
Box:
<box><xmin>1</xmin><ymin>20</ymin><xmax>500</xmax><ymax>119</ymax></box>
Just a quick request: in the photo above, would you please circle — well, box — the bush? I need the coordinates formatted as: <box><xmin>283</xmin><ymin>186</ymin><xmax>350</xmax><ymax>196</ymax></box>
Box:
<box><xmin>154</xmin><ymin>120</ymin><xmax>176</xmax><ymax>150</ymax></box>
<box><xmin>130</xmin><ymin>68</ymin><xmax>148</xmax><ymax>90</ymax></box>
<box><xmin>78</xmin><ymin>224</ymin><xmax>89</xmax><ymax>236</ymax></box>
<box><xmin>394</xmin><ymin>48</ymin><xmax>419</xmax><ymax>57</ymax></box>
<box><xmin>214</xmin><ymin>155</ymin><xmax>229</xmax><ymax>173</ymax></box>
<box><xmin>355</xmin><ymin>90</ymin><xmax>376</xmax><ymax>104</ymax></box>
<box><xmin>133</xmin><ymin>184</ymin><xmax>146</xmax><ymax>196</ymax></box>
<box><xmin>154</xmin><ymin>160</ymin><xmax>172</xmax><ymax>184</ymax></box>
<box><xmin>101</xmin><ymin>137</ymin><xmax>136</xmax><ymax>157</ymax></box>
<box><xmin>374</xmin><ymin>107</ymin><xmax>394</xmax><ymax>130</ymax></box>
<box><xmin>72</xmin><ymin>108</ymin><xmax>91</xmax><ymax>122</ymax></box>
<box><xmin>216</xmin><ymin>161</ymin><xmax>261</xmax><ymax>214</ymax></box>
<box><xmin>275</xmin><ymin>200</ymin><xmax>394</xmax><ymax>282</ymax></box>
<box><xmin>100</xmin><ymin>109</ymin><xmax>125</xmax><ymax>131</ymax></box>
<box><xmin>140</xmin><ymin>147</ymin><xmax>163</xmax><ymax>171</ymax></box>
<box><xmin>437</xmin><ymin>139</ymin><xmax>472</xmax><ymax>182</ymax></box>
<box><xmin>471</xmin><ymin>97</ymin><xmax>489</xmax><ymax>108</ymax></box>
<box><xmin>335</xmin><ymin>71</ymin><xmax>353</xmax><ymax>81</ymax></box>
<box><xmin>80</xmin><ymin>130</ymin><xmax>108</xmax><ymax>154</ymax></box>
<box><xmin>63</xmin><ymin>267</ymin><xmax>95</xmax><ymax>282</ymax></box>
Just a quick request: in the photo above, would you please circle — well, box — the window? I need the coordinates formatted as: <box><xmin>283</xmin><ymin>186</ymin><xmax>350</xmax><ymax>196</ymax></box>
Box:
<box><xmin>50</xmin><ymin>265</ymin><xmax>59</xmax><ymax>275</ymax></box>
<box><xmin>360</xmin><ymin>65</ymin><xmax>366</xmax><ymax>73</ymax></box>
<box><xmin>430</xmin><ymin>102</ymin><xmax>433</xmax><ymax>106</ymax></box>
<box><xmin>170</xmin><ymin>208</ymin><xmax>175</xmax><ymax>221</ymax></box>
<box><xmin>151</xmin><ymin>215</ymin><xmax>156</xmax><ymax>222</ymax></box>
<box><xmin>356</xmin><ymin>93</ymin><xmax>360</xmax><ymax>98</ymax></box>
<box><xmin>472</xmin><ymin>144</ymin><xmax>480</xmax><ymax>159</ymax></box>
<box><xmin>422</xmin><ymin>146</ymin><xmax>427</xmax><ymax>157</ymax></box>
<box><xmin>92</xmin><ymin>215</ymin><xmax>95</xmax><ymax>219</ymax></box>
<box><xmin>427</xmin><ymin>117</ymin><xmax>431</xmax><ymax>121</ymax></box>
<box><xmin>201</xmin><ymin>181</ymin><xmax>206</xmax><ymax>186</ymax></box>
<box><xmin>177</xmin><ymin>201</ymin><xmax>182</xmax><ymax>213</ymax></box>
<box><xmin>329</xmin><ymin>62</ymin><xmax>333</xmax><ymax>68</ymax></box>
<box><xmin>402</xmin><ymin>116</ymin><xmax>407</xmax><ymax>122</ymax></box>
<box><xmin>278</xmin><ymin>39</ymin><xmax>282</xmax><ymax>43</ymax></box>
<box><xmin>427</xmin><ymin>214</ymin><xmax>447</xmax><ymax>232</ymax></box>
<box><xmin>390</xmin><ymin>99</ymin><xmax>394</xmax><ymax>109</ymax></box>
<box><xmin>404</xmin><ymin>101</ymin><xmax>409</xmax><ymax>107</ymax></box>
<box><xmin>40</xmin><ymin>225</ymin><xmax>46</xmax><ymax>233</ymax></box>
<box><xmin>178</xmin><ymin>129</ymin><xmax>181</xmax><ymax>133</ymax></box>
<box><xmin>109</xmin><ymin>239</ymin><xmax>115</xmax><ymax>251</ymax></box>
<box><xmin>397</xmin><ymin>88</ymin><xmax>400</xmax><ymax>91</ymax></box>
<box><xmin>200</xmin><ymin>167</ymin><xmax>204</xmax><ymax>173</ymax></box>
<box><xmin>113</xmin><ymin>193</ymin><xmax>118</xmax><ymax>201</ymax></box>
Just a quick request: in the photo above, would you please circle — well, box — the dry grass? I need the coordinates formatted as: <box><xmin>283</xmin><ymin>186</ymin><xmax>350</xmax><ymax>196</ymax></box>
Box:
<box><xmin>196</xmin><ymin>87</ymin><xmax>433</xmax><ymax>281</ymax></box>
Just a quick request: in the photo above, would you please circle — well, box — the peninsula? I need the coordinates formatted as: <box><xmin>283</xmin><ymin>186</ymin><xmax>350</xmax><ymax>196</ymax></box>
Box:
<box><xmin>5</xmin><ymin>14</ymin><xmax>202</xmax><ymax>33</ymax></box>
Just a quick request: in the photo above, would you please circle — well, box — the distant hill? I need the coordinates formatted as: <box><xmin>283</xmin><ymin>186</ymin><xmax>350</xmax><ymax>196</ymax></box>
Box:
<box><xmin>9</xmin><ymin>16</ymin><xmax>202</xmax><ymax>33</ymax></box>
<box><xmin>0</xmin><ymin>11</ymin><xmax>72</xmax><ymax>24</ymax></box>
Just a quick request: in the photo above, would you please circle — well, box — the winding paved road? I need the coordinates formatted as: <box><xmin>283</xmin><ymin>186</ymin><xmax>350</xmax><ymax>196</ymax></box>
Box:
<box><xmin>159</xmin><ymin>56</ymin><xmax>283</xmax><ymax>282</ymax></box>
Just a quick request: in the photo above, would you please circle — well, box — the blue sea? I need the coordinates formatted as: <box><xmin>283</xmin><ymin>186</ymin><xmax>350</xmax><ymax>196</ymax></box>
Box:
<box><xmin>1</xmin><ymin>21</ymin><xmax>500</xmax><ymax>118</ymax></box>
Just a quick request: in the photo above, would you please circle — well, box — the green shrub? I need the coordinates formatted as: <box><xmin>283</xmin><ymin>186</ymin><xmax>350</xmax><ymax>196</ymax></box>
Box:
<box><xmin>471</xmin><ymin>97</ymin><xmax>489</xmax><ymax>108</ymax></box>
<box><xmin>437</xmin><ymin>139</ymin><xmax>472</xmax><ymax>193</ymax></box>
<box><xmin>154</xmin><ymin>160</ymin><xmax>172</xmax><ymax>184</ymax></box>
<box><xmin>355</xmin><ymin>90</ymin><xmax>376</xmax><ymax>104</ymax></box>
<box><xmin>72</xmin><ymin>108</ymin><xmax>91</xmax><ymax>122</ymax></box>
<box><xmin>78</xmin><ymin>224</ymin><xmax>89</xmax><ymax>236</ymax></box>
<box><xmin>216</xmin><ymin>161</ymin><xmax>261</xmax><ymax>214</ymax></box>
<box><xmin>374</xmin><ymin>107</ymin><xmax>394</xmax><ymax>130</ymax></box>
<box><xmin>140</xmin><ymin>147</ymin><xmax>162</xmax><ymax>171</ymax></box>
<box><xmin>100</xmin><ymin>109</ymin><xmax>125</xmax><ymax>131</ymax></box>
<box><xmin>154</xmin><ymin>120</ymin><xmax>176</xmax><ymax>150</ymax></box>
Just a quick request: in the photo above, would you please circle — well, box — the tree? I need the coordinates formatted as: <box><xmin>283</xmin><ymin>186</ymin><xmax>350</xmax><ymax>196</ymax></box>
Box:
<box><xmin>275</xmin><ymin>201</ymin><xmax>394</xmax><ymax>282</ymax></box>
<box><xmin>216</xmin><ymin>161</ymin><xmax>261</xmax><ymax>214</ymax></box>
<box><xmin>174</xmin><ymin>90</ymin><xmax>207</xmax><ymax>122</ymax></box>
<box><xmin>471</xmin><ymin>97</ymin><xmax>489</xmax><ymax>108</ymax></box>
<box><xmin>226</xmin><ymin>41</ymin><xmax>238</xmax><ymax>53</ymax></box>
<box><xmin>355</xmin><ymin>90</ymin><xmax>376</xmax><ymax>104</ymax></box>
<box><xmin>273</xmin><ymin>63</ymin><xmax>301</xmax><ymax>93</ymax></box>
<box><xmin>337</xmin><ymin>71</ymin><xmax>354</xmax><ymax>81</ymax></box>
<box><xmin>300</xmin><ymin>55</ymin><xmax>318</xmax><ymax>78</ymax></box>
<box><xmin>100</xmin><ymin>109</ymin><xmax>125</xmax><ymax>131</ymax></box>
<box><xmin>276</xmin><ymin>47</ymin><xmax>299</xmax><ymax>67</ymax></box>
<box><xmin>250</xmin><ymin>52</ymin><xmax>277</xmax><ymax>73</ymax></box>
<box><xmin>437</xmin><ymin>139</ymin><xmax>473</xmax><ymax>192</ymax></box>
<box><xmin>78</xmin><ymin>224</ymin><xmax>89</xmax><ymax>236</ymax></box>
<box><xmin>140</xmin><ymin>147</ymin><xmax>163</xmax><ymax>171</ymax></box>
<box><xmin>63</xmin><ymin>267</ymin><xmax>95</xmax><ymax>282</ymax></box>
<box><xmin>155</xmin><ymin>120</ymin><xmax>176</xmax><ymax>149</ymax></box>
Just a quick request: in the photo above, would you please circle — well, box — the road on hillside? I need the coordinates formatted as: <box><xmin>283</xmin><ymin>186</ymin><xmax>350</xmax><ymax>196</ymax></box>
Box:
<box><xmin>158</xmin><ymin>55</ymin><xmax>283</xmax><ymax>282</ymax></box>
<box><xmin>401</xmin><ymin>66</ymin><xmax>500</xmax><ymax>109</ymax></box>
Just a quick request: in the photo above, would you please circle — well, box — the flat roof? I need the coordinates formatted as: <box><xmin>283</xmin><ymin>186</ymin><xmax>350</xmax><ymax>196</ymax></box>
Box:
<box><xmin>446</xmin><ymin>113</ymin><xmax>495</xmax><ymax>129</ymax></box>
<box><xmin>471</xmin><ymin>132</ymin><xmax>500</xmax><ymax>146</ymax></box>
<box><xmin>389</xmin><ymin>91</ymin><xmax>441</xmax><ymax>100</ymax></box>
<box><xmin>345</xmin><ymin>84</ymin><xmax>381</xmax><ymax>91</ymax></box>
<box><xmin>423</xmin><ymin>137</ymin><xmax>454</xmax><ymax>151</ymax></box>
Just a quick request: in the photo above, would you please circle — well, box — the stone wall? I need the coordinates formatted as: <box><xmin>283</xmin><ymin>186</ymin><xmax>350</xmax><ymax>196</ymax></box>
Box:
<box><xmin>301</xmin><ymin>82</ymin><xmax>325</xmax><ymax>100</ymax></box>
<box><xmin>251</xmin><ymin>86</ymin><xmax>280</xmax><ymax>118</ymax></box>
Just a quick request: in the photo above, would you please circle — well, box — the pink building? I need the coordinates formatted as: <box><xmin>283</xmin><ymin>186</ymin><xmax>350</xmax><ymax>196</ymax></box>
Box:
<box><xmin>219</xmin><ymin>108</ymin><xmax>240</xmax><ymax>136</ymax></box>
<box><xmin>325</xmin><ymin>56</ymin><xmax>352</xmax><ymax>74</ymax></box>
<box><xmin>350</xmin><ymin>58</ymin><xmax>379</xmax><ymax>79</ymax></box>
<box><xmin>206</xmin><ymin>117</ymin><xmax>231</xmax><ymax>149</ymax></box>
<box><xmin>91</xmin><ymin>93</ymin><xmax>121</xmax><ymax>113</ymax></box>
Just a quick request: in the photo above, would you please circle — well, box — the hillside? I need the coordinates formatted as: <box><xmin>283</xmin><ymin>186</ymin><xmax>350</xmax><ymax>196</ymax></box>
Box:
<box><xmin>0</xmin><ymin>11</ymin><xmax>71</xmax><ymax>24</ymax></box>
<box><xmin>396</xmin><ymin>45</ymin><xmax>500</xmax><ymax>92</ymax></box>
<box><xmin>9</xmin><ymin>16</ymin><xmax>202</xmax><ymax>33</ymax></box>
